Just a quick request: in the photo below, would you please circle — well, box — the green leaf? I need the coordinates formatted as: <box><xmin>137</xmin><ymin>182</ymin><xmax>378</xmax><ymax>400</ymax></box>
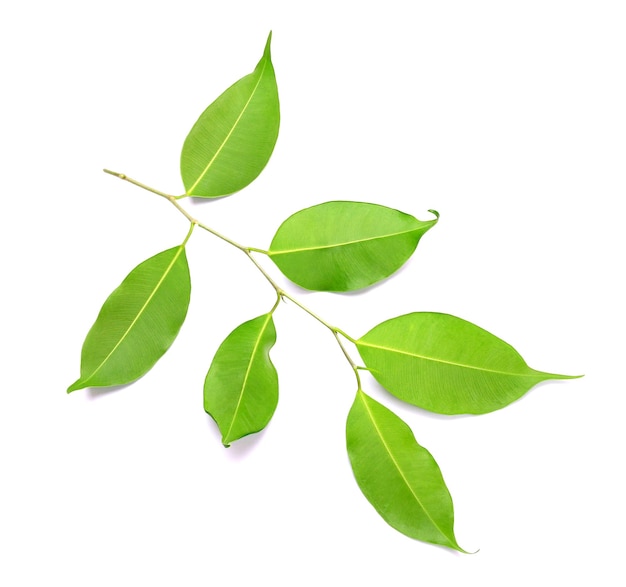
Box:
<box><xmin>204</xmin><ymin>312</ymin><xmax>278</xmax><ymax>447</ymax></box>
<box><xmin>180</xmin><ymin>32</ymin><xmax>280</xmax><ymax>198</ymax></box>
<box><xmin>68</xmin><ymin>246</ymin><xmax>191</xmax><ymax>392</ymax></box>
<box><xmin>268</xmin><ymin>202</ymin><xmax>438</xmax><ymax>292</ymax></box>
<box><xmin>356</xmin><ymin>312</ymin><xmax>580</xmax><ymax>415</ymax></box>
<box><xmin>347</xmin><ymin>390</ymin><xmax>467</xmax><ymax>551</ymax></box>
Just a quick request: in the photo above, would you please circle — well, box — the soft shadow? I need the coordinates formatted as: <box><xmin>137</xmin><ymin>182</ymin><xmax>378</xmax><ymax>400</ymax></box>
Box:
<box><xmin>430</xmin><ymin>542</ymin><xmax>478</xmax><ymax>556</ymax></box>
<box><xmin>364</xmin><ymin>374</ymin><xmax>581</xmax><ymax>422</ymax></box>
<box><xmin>517</xmin><ymin>376</ymin><xmax>583</xmax><ymax>400</ymax></box>
<box><xmin>186</xmin><ymin>195</ymin><xmax>228</xmax><ymax>208</ymax></box>
<box><xmin>363</xmin><ymin>376</ymin><xmax>474</xmax><ymax>422</ymax></box>
<box><xmin>86</xmin><ymin>381</ymin><xmax>136</xmax><ymax>400</ymax></box>
<box><xmin>278</xmin><ymin>271</ymin><xmax>400</xmax><ymax>300</ymax></box>
<box><xmin>337</xmin><ymin>260</ymin><xmax>415</xmax><ymax>298</ymax></box>
<box><xmin>204</xmin><ymin>413</ymin><xmax>269</xmax><ymax>461</ymax></box>
<box><xmin>84</xmin><ymin>369</ymin><xmax>156</xmax><ymax>400</ymax></box>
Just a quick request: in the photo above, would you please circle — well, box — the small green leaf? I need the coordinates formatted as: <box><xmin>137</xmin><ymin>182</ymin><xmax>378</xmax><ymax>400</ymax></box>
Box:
<box><xmin>180</xmin><ymin>32</ymin><xmax>280</xmax><ymax>198</ymax></box>
<box><xmin>268</xmin><ymin>202</ymin><xmax>438</xmax><ymax>291</ymax></box>
<box><xmin>68</xmin><ymin>246</ymin><xmax>191</xmax><ymax>392</ymax></box>
<box><xmin>356</xmin><ymin>312</ymin><xmax>580</xmax><ymax>414</ymax></box>
<box><xmin>204</xmin><ymin>312</ymin><xmax>278</xmax><ymax>447</ymax></box>
<box><xmin>347</xmin><ymin>390</ymin><xmax>467</xmax><ymax>551</ymax></box>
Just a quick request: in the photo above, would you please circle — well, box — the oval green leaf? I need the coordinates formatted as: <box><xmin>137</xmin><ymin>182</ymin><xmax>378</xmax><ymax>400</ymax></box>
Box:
<box><xmin>356</xmin><ymin>312</ymin><xmax>580</xmax><ymax>415</ymax></box>
<box><xmin>347</xmin><ymin>390</ymin><xmax>467</xmax><ymax>551</ymax></box>
<box><xmin>268</xmin><ymin>202</ymin><xmax>438</xmax><ymax>292</ymax></box>
<box><xmin>204</xmin><ymin>312</ymin><xmax>278</xmax><ymax>447</ymax></box>
<box><xmin>67</xmin><ymin>246</ymin><xmax>191</xmax><ymax>392</ymax></box>
<box><xmin>180</xmin><ymin>32</ymin><xmax>280</xmax><ymax>198</ymax></box>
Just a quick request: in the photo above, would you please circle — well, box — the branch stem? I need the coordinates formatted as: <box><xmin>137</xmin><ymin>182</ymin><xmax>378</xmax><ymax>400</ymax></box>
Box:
<box><xmin>104</xmin><ymin>169</ymin><xmax>363</xmax><ymax>389</ymax></box>
<box><xmin>181</xmin><ymin>222</ymin><xmax>195</xmax><ymax>246</ymax></box>
<box><xmin>333</xmin><ymin>331</ymin><xmax>363</xmax><ymax>390</ymax></box>
<box><xmin>103</xmin><ymin>169</ymin><xmax>173</xmax><ymax>199</ymax></box>
<box><xmin>244</xmin><ymin>250</ymin><xmax>285</xmax><ymax>292</ymax></box>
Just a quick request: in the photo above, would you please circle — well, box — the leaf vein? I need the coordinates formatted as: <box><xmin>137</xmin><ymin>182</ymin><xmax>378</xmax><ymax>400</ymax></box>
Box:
<box><xmin>269</xmin><ymin>226</ymin><xmax>428</xmax><ymax>256</ymax></box>
<box><xmin>357</xmin><ymin>341</ymin><xmax>536</xmax><ymax>377</ymax></box>
<box><xmin>84</xmin><ymin>246</ymin><xmax>185</xmax><ymax>385</ymax></box>
<box><xmin>223</xmin><ymin>314</ymin><xmax>273</xmax><ymax>442</ymax></box>
<box><xmin>358</xmin><ymin>392</ymin><xmax>450</xmax><ymax>543</ymax></box>
<box><xmin>186</xmin><ymin>59</ymin><xmax>269</xmax><ymax>195</ymax></box>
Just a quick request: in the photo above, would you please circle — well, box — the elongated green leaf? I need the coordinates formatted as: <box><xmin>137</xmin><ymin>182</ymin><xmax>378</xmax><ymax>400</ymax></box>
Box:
<box><xmin>357</xmin><ymin>312</ymin><xmax>580</xmax><ymax>414</ymax></box>
<box><xmin>268</xmin><ymin>202</ymin><xmax>438</xmax><ymax>292</ymax></box>
<box><xmin>347</xmin><ymin>390</ymin><xmax>466</xmax><ymax>551</ymax></box>
<box><xmin>180</xmin><ymin>32</ymin><xmax>280</xmax><ymax>198</ymax></box>
<box><xmin>204</xmin><ymin>313</ymin><xmax>278</xmax><ymax>446</ymax></box>
<box><xmin>68</xmin><ymin>246</ymin><xmax>191</xmax><ymax>392</ymax></box>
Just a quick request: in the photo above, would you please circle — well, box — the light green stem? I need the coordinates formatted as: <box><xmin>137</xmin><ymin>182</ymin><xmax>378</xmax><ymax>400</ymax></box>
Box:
<box><xmin>269</xmin><ymin>293</ymin><xmax>281</xmax><ymax>315</ymax></box>
<box><xmin>181</xmin><ymin>222</ymin><xmax>195</xmax><ymax>246</ymax></box>
<box><xmin>333</xmin><ymin>331</ymin><xmax>362</xmax><ymax>390</ymax></box>
<box><xmin>104</xmin><ymin>169</ymin><xmax>363</xmax><ymax>389</ymax></box>
<box><xmin>103</xmin><ymin>169</ymin><xmax>172</xmax><ymax>199</ymax></box>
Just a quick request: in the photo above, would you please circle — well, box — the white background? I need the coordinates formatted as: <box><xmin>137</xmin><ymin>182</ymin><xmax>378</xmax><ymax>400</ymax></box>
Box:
<box><xmin>1</xmin><ymin>1</ymin><xmax>624</xmax><ymax>585</ymax></box>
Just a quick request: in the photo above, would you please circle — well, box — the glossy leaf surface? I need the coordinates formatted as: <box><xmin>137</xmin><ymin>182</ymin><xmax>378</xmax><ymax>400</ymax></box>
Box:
<box><xmin>180</xmin><ymin>32</ymin><xmax>279</xmax><ymax>198</ymax></box>
<box><xmin>357</xmin><ymin>312</ymin><xmax>578</xmax><ymax>414</ymax></box>
<box><xmin>347</xmin><ymin>390</ymin><xmax>466</xmax><ymax>551</ymax></box>
<box><xmin>204</xmin><ymin>313</ymin><xmax>278</xmax><ymax>446</ymax></box>
<box><xmin>268</xmin><ymin>202</ymin><xmax>438</xmax><ymax>291</ymax></box>
<box><xmin>68</xmin><ymin>246</ymin><xmax>191</xmax><ymax>392</ymax></box>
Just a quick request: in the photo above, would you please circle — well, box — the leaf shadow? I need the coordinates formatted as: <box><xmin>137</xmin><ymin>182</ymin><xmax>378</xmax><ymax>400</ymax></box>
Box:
<box><xmin>361</xmin><ymin>373</ymin><xmax>579</xmax><ymax>423</ymax></box>
<box><xmin>338</xmin><ymin>259</ymin><xmax>417</xmax><ymax>298</ymax></box>
<box><xmin>83</xmin><ymin>368</ymin><xmax>159</xmax><ymax>400</ymax></box>
<box><xmin>204</xmin><ymin>413</ymin><xmax>269</xmax><ymax>461</ymax></box>
<box><xmin>360</xmin><ymin>376</ymin><xmax>470</xmax><ymax>422</ymax></box>
<box><xmin>186</xmin><ymin>195</ymin><xmax>229</xmax><ymax>207</ymax></box>
<box><xmin>285</xmin><ymin>254</ymin><xmax>425</xmax><ymax>304</ymax></box>
<box><xmin>86</xmin><ymin>381</ymin><xmax>136</xmax><ymax>400</ymax></box>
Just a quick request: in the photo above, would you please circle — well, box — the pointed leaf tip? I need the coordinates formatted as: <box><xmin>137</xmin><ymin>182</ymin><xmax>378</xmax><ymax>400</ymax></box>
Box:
<box><xmin>67</xmin><ymin>380</ymin><xmax>81</xmax><ymax>394</ymax></box>
<box><xmin>264</xmin><ymin>31</ymin><xmax>273</xmax><ymax>58</ymax></box>
<box><xmin>542</xmin><ymin>372</ymin><xmax>584</xmax><ymax>380</ymax></box>
<box><xmin>204</xmin><ymin>313</ymin><xmax>278</xmax><ymax>445</ymax></box>
<box><xmin>67</xmin><ymin>246</ymin><xmax>191</xmax><ymax>392</ymax></box>
<box><xmin>268</xmin><ymin>201</ymin><xmax>437</xmax><ymax>291</ymax></box>
<box><xmin>357</xmin><ymin>312</ymin><xmax>580</xmax><ymax>415</ymax></box>
<box><xmin>180</xmin><ymin>32</ymin><xmax>280</xmax><ymax>198</ymax></box>
<box><xmin>347</xmin><ymin>390</ymin><xmax>467</xmax><ymax>551</ymax></box>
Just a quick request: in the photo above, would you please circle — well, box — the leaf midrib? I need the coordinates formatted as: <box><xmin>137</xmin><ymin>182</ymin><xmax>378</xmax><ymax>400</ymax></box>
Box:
<box><xmin>358</xmin><ymin>392</ymin><xmax>453</xmax><ymax>546</ymax></box>
<box><xmin>357</xmin><ymin>340</ymin><xmax>538</xmax><ymax>377</ymax></box>
<box><xmin>83</xmin><ymin>246</ymin><xmax>185</xmax><ymax>385</ymax></box>
<box><xmin>186</xmin><ymin>58</ymin><xmax>269</xmax><ymax>195</ymax></box>
<box><xmin>223</xmin><ymin>313</ymin><xmax>273</xmax><ymax>443</ymax></box>
<box><xmin>269</xmin><ymin>225</ymin><xmax>428</xmax><ymax>256</ymax></box>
